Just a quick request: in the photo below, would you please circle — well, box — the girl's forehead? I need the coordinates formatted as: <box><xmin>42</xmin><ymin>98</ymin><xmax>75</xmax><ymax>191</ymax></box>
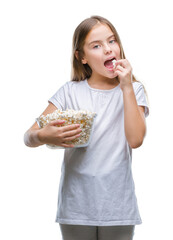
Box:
<box><xmin>85</xmin><ymin>23</ymin><xmax>114</xmax><ymax>43</ymax></box>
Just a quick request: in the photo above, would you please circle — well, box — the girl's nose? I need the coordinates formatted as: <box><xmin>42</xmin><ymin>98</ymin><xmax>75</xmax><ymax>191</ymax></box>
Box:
<box><xmin>104</xmin><ymin>44</ymin><xmax>112</xmax><ymax>54</ymax></box>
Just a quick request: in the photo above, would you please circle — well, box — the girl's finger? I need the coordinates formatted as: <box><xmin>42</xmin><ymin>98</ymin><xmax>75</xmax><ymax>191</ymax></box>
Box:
<box><xmin>50</xmin><ymin>119</ymin><xmax>66</xmax><ymax>126</ymax></box>
<box><xmin>115</xmin><ymin>64</ymin><xmax>132</xmax><ymax>76</ymax></box>
<box><xmin>62</xmin><ymin>128</ymin><xmax>82</xmax><ymax>138</ymax></box>
<box><xmin>116</xmin><ymin>59</ymin><xmax>130</xmax><ymax>69</ymax></box>
<box><xmin>60</xmin><ymin>143</ymin><xmax>75</xmax><ymax>148</ymax></box>
<box><xmin>115</xmin><ymin>69</ymin><xmax>124</xmax><ymax>78</ymax></box>
<box><xmin>115</xmin><ymin>64</ymin><xmax>125</xmax><ymax>72</ymax></box>
<box><xmin>62</xmin><ymin>124</ymin><xmax>80</xmax><ymax>132</ymax></box>
<box><xmin>63</xmin><ymin>133</ymin><xmax>81</xmax><ymax>142</ymax></box>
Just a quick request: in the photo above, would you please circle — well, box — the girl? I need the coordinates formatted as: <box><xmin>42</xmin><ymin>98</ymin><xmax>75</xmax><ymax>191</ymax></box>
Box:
<box><xmin>24</xmin><ymin>16</ymin><xmax>149</xmax><ymax>240</ymax></box>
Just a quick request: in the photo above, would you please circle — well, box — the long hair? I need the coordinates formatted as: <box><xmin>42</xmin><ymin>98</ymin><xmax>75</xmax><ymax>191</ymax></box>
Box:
<box><xmin>71</xmin><ymin>15</ymin><xmax>137</xmax><ymax>82</ymax></box>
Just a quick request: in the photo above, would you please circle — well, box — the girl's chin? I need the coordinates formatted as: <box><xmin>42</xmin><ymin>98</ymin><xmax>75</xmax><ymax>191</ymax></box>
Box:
<box><xmin>106</xmin><ymin>69</ymin><xmax>118</xmax><ymax>78</ymax></box>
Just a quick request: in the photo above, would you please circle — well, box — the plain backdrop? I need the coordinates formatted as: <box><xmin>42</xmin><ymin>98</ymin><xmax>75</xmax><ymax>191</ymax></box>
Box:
<box><xmin>0</xmin><ymin>0</ymin><xmax>173</xmax><ymax>239</ymax></box>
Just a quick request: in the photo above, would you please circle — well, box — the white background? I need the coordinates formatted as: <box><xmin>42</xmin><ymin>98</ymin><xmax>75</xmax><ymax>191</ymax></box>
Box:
<box><xmin>0</xmin><ymin>0</ymin><xmax>173</xmax><ymax>239</ymax></box>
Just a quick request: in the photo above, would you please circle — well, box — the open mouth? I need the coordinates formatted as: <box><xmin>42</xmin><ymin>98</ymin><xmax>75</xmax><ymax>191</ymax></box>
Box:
<box><xmin>104</xmin><ymin>58</ymin><xmax>116</xmax><ymax>70</ymax></box>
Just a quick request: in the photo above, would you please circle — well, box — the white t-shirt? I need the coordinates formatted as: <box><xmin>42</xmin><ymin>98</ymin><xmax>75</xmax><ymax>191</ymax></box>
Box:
<box><xmin>48</xmin><ymin>79</ymin><xmax>149</xmax><ymax>226</ymax></box>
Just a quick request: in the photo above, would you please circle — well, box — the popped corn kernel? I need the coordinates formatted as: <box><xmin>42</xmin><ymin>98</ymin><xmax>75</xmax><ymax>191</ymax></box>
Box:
<box><xmin>36</xmin><ymin>109</ymin><xmax>97</xmax><ymax>149</ymax></box>
<box><xmin>112</xmin><ymin>59</ymin><xmax>116</xmax><ymax>68</ymax></box>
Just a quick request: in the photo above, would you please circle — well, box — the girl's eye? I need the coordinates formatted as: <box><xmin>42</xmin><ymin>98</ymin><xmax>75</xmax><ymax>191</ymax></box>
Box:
<box><xmin>109</xmin><ymin>39</ymin><xmax>116</xmax><ymax>44</ymax></box>
<box><xmin>93</xmin><ymin>45</ymin><xmax>100</xmax><ymax>49</ymax></box>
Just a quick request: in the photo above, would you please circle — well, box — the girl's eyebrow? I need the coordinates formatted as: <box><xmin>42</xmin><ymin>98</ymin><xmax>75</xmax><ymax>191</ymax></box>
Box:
<box><xmin>88</xmin><ymin>40</ymin><xmax>101</xmax><ymax>46</ymax></box>
<box><xmin>88</xmin><ymin>34</ymin><xmax>115</xmax><ymax>46</ymax></box>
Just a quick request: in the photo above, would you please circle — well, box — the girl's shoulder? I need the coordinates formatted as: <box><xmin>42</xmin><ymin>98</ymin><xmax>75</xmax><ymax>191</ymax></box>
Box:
<box><xmin>132</xmin><ymin>81</ymin><xmax>145</xmax><ymax>93</ymax></box>
<box><xmin>63</xmin><ymin>80</ymin><xmax>86</xmax><ymax>89</ymax></box>
<box><xmin>59</xmin><ymin>80</ymin><xmax>76</xmax><ymax>90</ymax></box>
<box><xmin>132</xmin><ymin>81</ymin><xmax>143</xmax><ymax>88</ymax></box>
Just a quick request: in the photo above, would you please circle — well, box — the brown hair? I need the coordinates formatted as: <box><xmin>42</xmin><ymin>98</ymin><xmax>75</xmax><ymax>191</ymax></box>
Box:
<box><xmin>71</xmin><ymin>15</ymin><xmax>137</xmax><ymax>82</ymax></box>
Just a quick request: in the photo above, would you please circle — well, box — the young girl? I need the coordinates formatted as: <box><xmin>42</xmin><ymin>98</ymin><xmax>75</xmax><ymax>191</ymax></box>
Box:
<box><xmin>24</xmin><ymin>16</ymin><xmax>149</xmax><ymax>240</ymax></box>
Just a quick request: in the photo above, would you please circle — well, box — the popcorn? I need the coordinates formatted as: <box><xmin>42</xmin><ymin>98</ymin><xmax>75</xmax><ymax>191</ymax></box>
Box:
<box><xmin>112</xmin><ymin>59</ymin><xmax>116</xmax><ymax>68</ymax></box>
<box><xmin>36</xmin><ymin>109</ymin><xmax>97</xmax><ymax>148</ymax></box>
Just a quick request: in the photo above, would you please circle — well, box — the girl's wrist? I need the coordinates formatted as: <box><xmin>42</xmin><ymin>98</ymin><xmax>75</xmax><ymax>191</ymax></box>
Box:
<box><xmin>24</xmin><ymin>129</ymin><xmax>43</xmax><ymax>147</ymax></box>
<box><xmin>37</xmin><ymin>129</ymin><xmax>45</xmax><ymax>145</ymax></box>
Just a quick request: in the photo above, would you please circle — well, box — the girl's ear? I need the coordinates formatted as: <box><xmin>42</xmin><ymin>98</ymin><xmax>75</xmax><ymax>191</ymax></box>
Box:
<box><xmin>75</xmin><ymin>51</ymin><xmax>87</xmax><ymax>64</ymax></box>
<box><xmin>81</xmin><ymin>58</ymin><xmax>87</xmax><ymax>64</ymax></box>
<box><xmin>75</xmin><ymin>51</ymin><xmax>79</xmax><ymax>60</ymax></box>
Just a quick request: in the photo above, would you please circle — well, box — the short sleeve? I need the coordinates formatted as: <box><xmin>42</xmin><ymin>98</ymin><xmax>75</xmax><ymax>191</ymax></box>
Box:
<box><xmin>133</xmin><ymin>82</ymin><xmax>149</xmax><ymax>117</ymax></box>
<box><xmin>48</xmin><ymin>83</ymin><xmax>67</xmax><ymax>110</ymax></box>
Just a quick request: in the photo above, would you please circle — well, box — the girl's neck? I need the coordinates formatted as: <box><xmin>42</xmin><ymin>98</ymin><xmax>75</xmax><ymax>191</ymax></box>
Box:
<box><xmin>87</xmin><ymin>76</ymin><xmax>119</xmax><ymax>90</ymax></box>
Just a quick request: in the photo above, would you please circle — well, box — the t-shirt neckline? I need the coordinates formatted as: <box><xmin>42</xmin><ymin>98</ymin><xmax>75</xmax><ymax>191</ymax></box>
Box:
<box><xmin>85</xmin><ymin>79</ymin><xmax>120</xmax><ymax>92</ymax></box>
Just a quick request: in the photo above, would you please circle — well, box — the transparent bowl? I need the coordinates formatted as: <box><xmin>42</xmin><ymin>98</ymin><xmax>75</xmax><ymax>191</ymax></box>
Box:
<box><xmin>36</xmin><ymin>109</ymin><xmax>97</xmax><ymax>149</ymax></box>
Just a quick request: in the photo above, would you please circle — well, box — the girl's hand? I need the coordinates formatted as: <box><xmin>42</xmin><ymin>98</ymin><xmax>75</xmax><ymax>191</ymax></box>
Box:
<box><xmin>113</xmin><ymin>59</ymin><xmax>133</xmax><ymax>91</ymax></box>
<box><xmin>38</xmin><ymin>119</ymin><xmax>82</xmax><ymax>148</ymax></box>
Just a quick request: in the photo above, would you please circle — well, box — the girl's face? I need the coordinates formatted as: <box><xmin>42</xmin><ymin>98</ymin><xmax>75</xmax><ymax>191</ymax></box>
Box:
<box><xmin>82</xmin><ymin>23</ymin><xmax>121</xmax><ymax>81</ymax></box>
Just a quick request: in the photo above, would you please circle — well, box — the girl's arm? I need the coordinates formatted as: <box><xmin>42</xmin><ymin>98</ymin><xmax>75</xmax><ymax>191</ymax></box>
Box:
<box><xmin>24</xmin><ymin>102</ymin><xmax>57</xmax><ymax>147</ymax></box>
<box><xmin>24</xmin><ymin>102</ymin><xmax>82</xmax><ymax>148</ymax></box>
<box><xmin>114</xmin><ymin>59</ymin><xmax>146</xmax><ymax>148</ymax></box>
<box><xmin>123</xmin><ymin>85</ymin><xmax>146</xmax><ymax>148</ymax></box>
